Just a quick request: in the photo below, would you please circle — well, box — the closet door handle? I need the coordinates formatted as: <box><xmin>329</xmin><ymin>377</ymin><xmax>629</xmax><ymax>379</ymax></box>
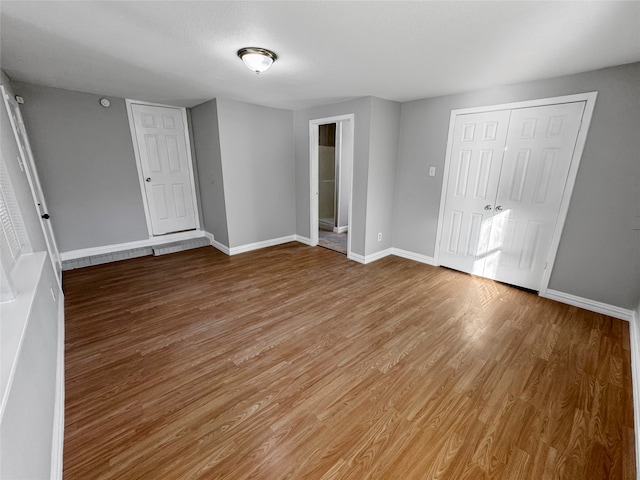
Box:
<box><xmin>484</xmin><ymin>205</ymin><xmax>492</xmax><ymax>211</ymax></box>
<box><xmin>495</xmin><ymin>205</ymin><xmax>504</xmax><ymax>212</ymax></box>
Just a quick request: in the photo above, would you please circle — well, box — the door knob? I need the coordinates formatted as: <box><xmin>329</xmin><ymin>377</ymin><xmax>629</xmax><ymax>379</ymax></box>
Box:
<box><xmin>145</xmin><ymin>177</ymin><xmax>151</xmax><ymax>182</ymax></box>
<box><xmin>495</xmin><ymin>205</ymin><xmax>504</xmax><ymax>212</ymax></box>
<box><xmin>484</xmin><ymin>205</ymin><xmax>492</xmax><ymax>211</ymax></box>
<box><xmin>41</xmin><ymin>213</ymin><xmax>50</xmax><ymax>219</ymax></box>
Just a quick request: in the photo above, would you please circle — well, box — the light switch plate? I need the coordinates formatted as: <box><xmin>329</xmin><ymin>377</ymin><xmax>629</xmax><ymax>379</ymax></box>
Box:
<box><xmin>429</xmin><ymin>167</ymin><xmax>436</xmax><ymax>177</ymax></box>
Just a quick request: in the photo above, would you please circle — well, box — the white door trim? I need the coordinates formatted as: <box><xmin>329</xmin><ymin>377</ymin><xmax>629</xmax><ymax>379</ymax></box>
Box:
<box><xmin>125</xmin><ymin>99</ymin><xmax>201</xmax><ymax>237</ymax></box>
<box><xmin>309</xmin><ymin>114</ymin><xmax>355</xmax><ymax>257</ymax></box>
<box><xmin>434</xmin><ymin>92</ymin><xmax>598</xmax><ymax>294</ymax></box>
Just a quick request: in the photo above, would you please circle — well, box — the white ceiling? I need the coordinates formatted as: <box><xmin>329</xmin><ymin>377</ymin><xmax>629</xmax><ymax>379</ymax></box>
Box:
<box><xmin>1</xmin><ymin>1</ymin><xmax>639</xmax><ymax>110</ymax></box>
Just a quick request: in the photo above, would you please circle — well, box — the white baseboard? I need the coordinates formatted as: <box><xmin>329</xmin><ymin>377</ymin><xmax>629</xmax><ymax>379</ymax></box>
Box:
<box><xmin>50</xmin><ymin>293</ymin><xmax>65</xmax><ymax>480</ymax></box>
<box><xmin>391</xmin><ymin>248</ymin><xmax>436</xmax><ymax>266</ymax></box>
<box><xmin>228</xmin><ymin>235</ymin><xmax>297</xmax><ymax>256</ymax></box>
<box><xmin>318</xmin><ymin>219</ymin><xmax>334</xmax><ymax>230</ymax></box>
<box><xmin>60</xmin><ymin>230</ymin><xmax>206</xmax><ymax>261</ymax></box>
<box><xmin>333</xmin><ymin>226</ymin><xmax>348</xmax><ymax>234</ymax></box>
<box><xmin>348</xmin><ymin>252</ymin><xmax>366</xmax><ymax>264</ymax></box>
<box><xmin>295</xmin><ymin>235</ymin><xmax>313</xmax><ymax>246</ymax></box>
<box><xmin>542</xmin><ymin>289</ymin><xmax>634</xmax><ymax>322</ymax></box>
<box><xmin>346</xmin><ymin>248</ymin><xmax>393</xmax><ymax>265</ymax></box>
<box><xmin>204</xmin><ymin>232</ymin><xmax>232</xmax><ymax>255</ymax></box>
<box><xmin>365</xmin><ymin>248</ymin><xmax>393</xmax><ymax>263</ymax></box>
<box><xmin>629</xmin><ymin>307</ymin><xmax>640</xmax><ymax>478</ymax></box>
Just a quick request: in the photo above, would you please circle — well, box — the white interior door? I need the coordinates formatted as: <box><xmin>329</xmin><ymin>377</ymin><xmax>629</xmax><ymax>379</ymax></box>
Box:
<box><xmin>439</xmin><ymin>101</ymin><xmax>585</xmax><ymax>291</ymax></box>
<box><xmin>483</xmin><ymin>102</ymin><xmax>585</xmax><ymax>289</ymax></box>
<box><xmin>1</xmin><ymin>87</ymin><xmax>61</xmax><ymax>285</ymax></box>
<box><xmin>438</xmin><ymin>109</ymin><xmax>511</xmax><ymax>275</ymax></box>
<box><xmin>129</xmin><ymin>103</ymin><xmax>198</xmax><ymax>236</ymax></box>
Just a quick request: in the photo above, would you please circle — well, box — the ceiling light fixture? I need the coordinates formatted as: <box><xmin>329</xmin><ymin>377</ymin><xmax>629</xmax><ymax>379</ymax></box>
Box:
<box><xmin>237</xmin><ymin>47</ymin><xmax>277</xmax><ymax>74</ymax></box>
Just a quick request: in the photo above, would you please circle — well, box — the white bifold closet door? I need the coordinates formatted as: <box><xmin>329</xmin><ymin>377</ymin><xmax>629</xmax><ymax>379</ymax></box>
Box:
<box><xmin>439</xmin><ymin>101</ymin><xmax>585</xmax><ymax>291</ymax></box>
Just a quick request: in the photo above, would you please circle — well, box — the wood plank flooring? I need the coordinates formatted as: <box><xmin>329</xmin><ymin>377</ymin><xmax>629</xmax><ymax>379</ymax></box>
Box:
<box><xmin>62</xmin><ymin>243</ymin><xmax>636</xmax><ymax>479</ymax></box>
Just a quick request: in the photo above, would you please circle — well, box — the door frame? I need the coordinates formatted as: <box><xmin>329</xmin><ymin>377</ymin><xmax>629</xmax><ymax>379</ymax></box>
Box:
<box><xmin>309</xmin><ymin>114</ymin><xmax>355</xmax><ymax>257</ymax></box>
<box><xmin>1</xmin><ymin>85</ymin><xmax>62</xmax><ymax>287</ymax></box>
<box><xmin>434</xmin><ymin>92</ymin><xmax>598</xmax><ymax>295</ymax></box>
<box><xmin>125</xmin><ymin>99</ymin><xmax>201</xmax><ymax>237</ymax></box>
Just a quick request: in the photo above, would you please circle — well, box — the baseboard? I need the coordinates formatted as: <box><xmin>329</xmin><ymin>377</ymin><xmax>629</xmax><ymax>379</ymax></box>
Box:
<box><xmin>60</xmin><ymin>230</ymin><xmax>206</xmax><ymax>261</ymax></box>
<box><xmin>203</xmin><ymin>232</ymin><xmax>231</xmax><ymax>255</ymax></box>
<box><xmin>542</xmin><ymin>289</ymin><xmax>634</xmax><ymax>321</ymax></box>
<box><xmin>630</xmin><ymin>307</ymin><xmax>640</xmax><ymax>478</ymax></box>
<box><xmin>365</xmin><ymin>248</ymin><xmax>393</xmax><ymax>264</ymax></box>
<box><xmin>295</xmin><ymin>235</ymin><xmax>313</xmax><ymax>246</ymax></box>
<box><xmin>333</xmin><ymin>226</ymin><xmax>348</xmax><ymax>234</ymax></box>
<box><xmin>203</xmin><ymin>231</ymin><xmax>214</xmax><ymax>245</ymax></box>
<box><xmin>228</xmin><ymin>235</ymin><xmax>297</xmax><ymax>256</ymax></box>
<box><xmin>346</xmin><ymin>248</ymin><xmax>393</xmax><ymax>265</ymax></box>
<box><xmin>318</xmin><ymin>220</ymin><xmax>334</xmax><ymax>230</ymax></box>
<box><xmin>348</xmin><ymin>252</ymin><xmax>366</xmax><ymax>264</ymax></box>
<box><xmin>50</xmin><ymin>293</ymin><xmax>65</xmax><ymax>480</ymax></box>
<box><xmin>391</xmin><ymin>248</ymin><xmax>436</xmax><ymax>266</ymax></box>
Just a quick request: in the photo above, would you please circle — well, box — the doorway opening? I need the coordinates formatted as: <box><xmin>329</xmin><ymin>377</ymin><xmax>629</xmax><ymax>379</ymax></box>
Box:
<box><xmin>309</xmin><ymin>114</ymin><xmax>354</xmax><ymax>257</ymax></box>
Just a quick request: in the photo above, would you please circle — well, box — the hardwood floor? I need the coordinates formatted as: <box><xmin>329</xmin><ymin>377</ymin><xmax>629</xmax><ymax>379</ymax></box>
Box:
<box><xmin>63</xmin><ymin>243</ymin><xmax>635</xmax><ymax>479</ymax></box>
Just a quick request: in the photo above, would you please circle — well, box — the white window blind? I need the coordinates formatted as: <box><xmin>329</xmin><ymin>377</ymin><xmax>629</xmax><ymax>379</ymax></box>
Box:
<box><xmin>0</xmin><ymin>155</ymin><xmax>30</xmax><ymax>302</ymax></box>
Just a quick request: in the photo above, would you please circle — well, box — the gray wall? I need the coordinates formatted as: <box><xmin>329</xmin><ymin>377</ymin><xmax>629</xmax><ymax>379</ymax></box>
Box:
<box><xmin>190</xmin><ymin>99</ymin><xmax>229</xmax><ymax>246</ymax></box>
<box><xmin>294</xmin><ymin>97</ymin><xmax>372</xmax><ymax>256</ymax></box>
<box><xmin>393</xmin><ymin>62</ymin><xmax>640</xmax><ymax>309</ymax></box>
<box><xmin>216</xmin><ymin>98</ymin><xmax>295</xmax><ymax>248</ymax></box>
<box><xmin>13</xmin><ymin>82</ymin><xmax>148</xmax><ymax>252</ymax></box>
<box><xmin>366</xmin><ymin>97</ymin><xmax>401</xmax><ymax>256</ymax></box>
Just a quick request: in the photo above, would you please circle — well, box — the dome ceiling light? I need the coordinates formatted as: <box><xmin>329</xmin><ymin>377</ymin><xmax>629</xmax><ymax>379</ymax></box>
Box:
<box><xmin>237</xmin><ymin>47</ymin><xmax>278</xmax><ymax>74</ymax></box>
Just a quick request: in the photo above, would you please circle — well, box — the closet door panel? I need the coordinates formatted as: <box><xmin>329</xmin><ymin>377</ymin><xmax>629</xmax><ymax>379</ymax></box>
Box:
<box><xmin>439</xmin><ymin>110</ymin><xmax>511</xmax><ymax>275</ymax></box>
<box><xmin>486</xmin><ymin>102</ymin><xmax>585</xmax><ymax>289</ymax></box>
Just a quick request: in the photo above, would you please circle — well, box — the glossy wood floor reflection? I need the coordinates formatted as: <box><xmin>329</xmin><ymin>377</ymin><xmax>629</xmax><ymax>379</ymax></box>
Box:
<box><xmin>63</xmin><ymin>243</ymin><xmax>635</xmax><ymax>480</ymax></box>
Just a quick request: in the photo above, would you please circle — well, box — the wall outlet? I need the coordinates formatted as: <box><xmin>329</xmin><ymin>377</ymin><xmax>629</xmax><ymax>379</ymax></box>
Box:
<box><xmin>377</xmin><ymin>232</ymin><xmax>382</xmax><ymax>242</ymax></box>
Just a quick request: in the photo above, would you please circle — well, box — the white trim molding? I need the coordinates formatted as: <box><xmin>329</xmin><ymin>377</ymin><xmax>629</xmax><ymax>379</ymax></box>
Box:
<box><xmin>203</xmin><ymin>231</ymin><xmax>231</xmax><ymax>255</ymax></box>
<box><xmin>630</xmin><ymin>305</ymin><xmax>640</xmax><ymax>478</ymax></box>
<box><xmin>391</xmin><ymin>248</ymin><xmax>436</xmax><ymax>266</ymax></box>
<box><xmin>60</xmin><ymin>230</ymin><xmax>205</xmax><ymax>261</ymax></box>
<box><xmin>542</xmin><ymin>289</ymin><xmax>634</xmax><ymax>322</ymax></box>
<box><xmin>228</xmin><ymin>235</ymin><xmax>297</xmax><ymax>256</ymax></box>
<box><xmin>347</xmin><ymin>248</ymin><xmax>393</xmax><ymax>265</ymax></box>
<box><xmin>51</xmin><ymin>293</ymin><xmax>65</xmax><ymax>480</ymax></box>
<box><xmin>295</xmin><ymin>235</ymin><xmax>313</xmax><ymax>246</ymax></box>
<box><xmin>348</xmin><ymin>252</ymin><xmax>366</xmax><ymax>264</ymax></box>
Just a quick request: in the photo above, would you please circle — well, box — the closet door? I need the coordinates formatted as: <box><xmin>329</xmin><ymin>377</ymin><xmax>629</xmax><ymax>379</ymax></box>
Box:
<box><xmin>483</xmin><ymin>101</ymin><xmax>585</xmax><ymax>290</ymax></box>
<box><xmin>438</xmin><ymin>110</ymin><xmax>511</xmax><ymax>275</ymax></box>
